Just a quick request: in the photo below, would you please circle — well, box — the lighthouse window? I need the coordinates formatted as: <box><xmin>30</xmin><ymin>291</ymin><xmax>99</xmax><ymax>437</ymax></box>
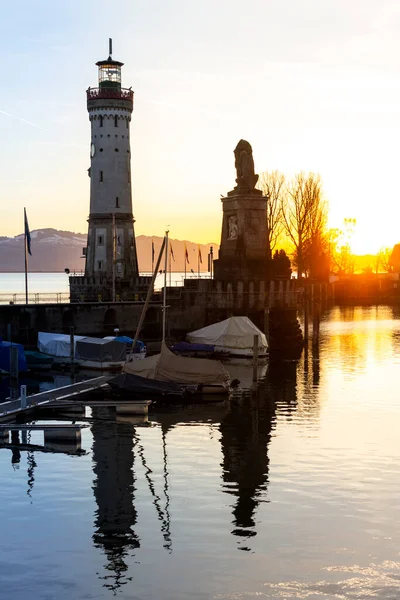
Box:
<box><xmin>99</xmin><ymin>116</ymin><xmax>103</xmax><ymax>127</ymax></box>
<box><xmin>117</xmin><ymin>235</ymin><xmax>122</xmax><ymax>246</ymax></box>
<box><xmin>114</xmin><ymin>116</ymin><xmax>118</xmax><ymax>127</ymax></box>
<box><xmin>116</xmin><ymin>197</ymin><xmax>119</xmax><ymax>208</ymax></box>
<box><xmin>97</xmin><ymin>235</ymin><xmax>104</xmax><ymax>245</ymax></box>
<box><xmin>99</xmin><ymin>148</ymin><xmax>103</xmax><ymax>152</ymax></box>
<box><xmin>97</xmin><ymin>260</ymin><xmax>103</xmax><ymax>270</ymax></box>
<box><xmin>115</xmin><ymin>148</ymin><xmax>119</xmax><ymax>152</ymax></box>
<box><xmin>99</xmin><ymin>170</ymin><xmax>103</xmax><ymax>182</ymax></box>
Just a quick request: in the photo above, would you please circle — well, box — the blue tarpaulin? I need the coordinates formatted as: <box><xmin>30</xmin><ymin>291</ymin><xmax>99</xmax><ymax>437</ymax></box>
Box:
<box><xmin>171</xmin><ymin>341</ymin><xmax>215</xmax><ymax>354</ymax></box>
<box><xmin>114</xmin><ymin>337</ymin><xmax>145</xmax><ymax>353</ymax></box>
<box><xmin>0</xmin><ymin>341</ymin><xmax>28</xmax><ymax>373</ymax></box>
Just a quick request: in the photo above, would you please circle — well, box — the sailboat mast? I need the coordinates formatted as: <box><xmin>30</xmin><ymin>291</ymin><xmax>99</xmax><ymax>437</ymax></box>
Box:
<box><xmin>162</xmin><ymin>230</ymin><xmax>169</xmax><ymax>343</ymax></box>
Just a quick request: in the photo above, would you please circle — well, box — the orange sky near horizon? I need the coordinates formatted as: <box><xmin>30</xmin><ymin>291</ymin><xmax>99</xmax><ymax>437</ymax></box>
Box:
<box><xmin>2</xmin><ymin>0</ymin><xmax>400</xmax><ymax>256</ymax></box>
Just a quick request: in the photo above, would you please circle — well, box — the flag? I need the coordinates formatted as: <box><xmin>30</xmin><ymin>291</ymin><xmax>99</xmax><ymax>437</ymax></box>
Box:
<box><xmin>170</xmin><ymin>243</ymin><xmax>175</xmax><ymax>262</ymax></box>
<box><xmin>151</xmin><ymin>239</ymin><xmax>155</xmax><ymax>263</ymax></box>
<box><xmin>185</xmin><ymin>242</ymin><xmax>190</xmax><ymax>264</ymax></box>
<box><xmin>24</xmin><ymin>208</ymin><xmax>32</xmax><ymax>256</ymax></box>
<box><xmin>198</xmin><ymin>244</ymin><xmax>202</xmax><ymax>264</ymax></box>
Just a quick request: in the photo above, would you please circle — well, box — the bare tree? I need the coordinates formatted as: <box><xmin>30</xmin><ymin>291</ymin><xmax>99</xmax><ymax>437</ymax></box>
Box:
<box><xmin>281</xmin><ymin>172</ymin><xmax>327</xmax><ymax>278</ymax></box>
<box><xmin>328</xmin><ymin>219</ymin><xmax>356</xmax><ymax>276</ymax></box>
<box><xmin>376</xmin><ymin>247</ymin><xmax>394</xmax><ymax>273</ymax></box>
<box><xmin>258</xmin><ymin>170</ymin><xmax>285</xmax><ymax>259</ymax></box>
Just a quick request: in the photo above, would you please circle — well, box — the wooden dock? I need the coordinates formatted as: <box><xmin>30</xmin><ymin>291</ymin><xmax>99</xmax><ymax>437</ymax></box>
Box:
<box><xmin>0</xmin><ymin>376</ymin><xmax>111</xmax><ymax>422</ymax></box>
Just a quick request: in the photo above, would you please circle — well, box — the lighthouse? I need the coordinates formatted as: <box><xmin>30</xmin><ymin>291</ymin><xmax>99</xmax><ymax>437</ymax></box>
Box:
<box><xmin>71</xmin><ymin>40</ymin><xmax>141</xmax><ymax>302</ymax></box>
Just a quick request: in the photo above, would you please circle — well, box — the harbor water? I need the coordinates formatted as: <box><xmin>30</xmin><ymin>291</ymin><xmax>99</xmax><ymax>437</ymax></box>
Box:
<box><xmin>1</xmin><ymin>306</ymin><xmax>400</xmax><ymax>599</ymax></box>
<box><xmin>0</xmin><ymin>272</ymin><xmax>211</xmax><ymax>304</ymax></box>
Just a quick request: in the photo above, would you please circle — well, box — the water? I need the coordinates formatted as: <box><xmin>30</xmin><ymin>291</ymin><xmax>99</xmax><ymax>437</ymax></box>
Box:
<box><xmin>0</xmin><ymin>272</ymin><xmax>210</xmax><ymax>303</ymax></box>
<box><xmin>1</xmin><ymin>306</ymin><xmax>400</xmax><ymax>599</ymax></box>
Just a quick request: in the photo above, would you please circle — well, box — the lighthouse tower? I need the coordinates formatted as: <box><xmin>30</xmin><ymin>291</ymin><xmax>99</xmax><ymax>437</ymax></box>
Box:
<box><xmin>77</xmin><ymin>40</ymin><xmax>139</xmax><ymax>301</ymax></box>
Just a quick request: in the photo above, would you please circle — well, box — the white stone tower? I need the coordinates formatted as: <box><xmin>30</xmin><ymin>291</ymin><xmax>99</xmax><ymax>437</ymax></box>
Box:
<box><xmin>83</xmin><ymin>40</ymin><xmax>139</xmax><ymax>298</ymax></box>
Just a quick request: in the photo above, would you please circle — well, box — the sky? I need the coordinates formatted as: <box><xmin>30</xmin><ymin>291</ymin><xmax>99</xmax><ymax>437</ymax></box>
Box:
<box><xmin>1</xmin><ymin>0</ymin><xmax>400</xmax><ymax>254</ymax></box>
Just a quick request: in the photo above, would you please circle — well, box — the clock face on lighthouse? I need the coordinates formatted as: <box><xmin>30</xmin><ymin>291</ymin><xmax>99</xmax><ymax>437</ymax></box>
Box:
<box><xmin>91</xmin><ymin>143</ymin><xmax>96</xmax><ymax>158</ymax></box>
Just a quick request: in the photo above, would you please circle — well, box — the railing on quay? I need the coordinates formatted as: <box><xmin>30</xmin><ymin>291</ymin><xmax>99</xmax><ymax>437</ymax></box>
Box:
<box><xmin>0</xmin><ymin>293</ymin><xmax>70</xmax><ymax>305</ymax></box>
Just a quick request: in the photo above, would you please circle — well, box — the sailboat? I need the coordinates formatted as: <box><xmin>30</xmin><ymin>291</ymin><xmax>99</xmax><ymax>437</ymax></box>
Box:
<box><xmin>108</xmin><ymin>232</ymin><xmax>231</xmax><ymax>402</ymax></box>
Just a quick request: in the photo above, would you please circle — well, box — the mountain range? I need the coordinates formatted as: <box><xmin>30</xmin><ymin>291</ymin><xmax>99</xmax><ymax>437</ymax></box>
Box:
<box><xmin>0</xmin><ymin>229</ymin><xmax>219</xmax><ymax>273</ymax></box>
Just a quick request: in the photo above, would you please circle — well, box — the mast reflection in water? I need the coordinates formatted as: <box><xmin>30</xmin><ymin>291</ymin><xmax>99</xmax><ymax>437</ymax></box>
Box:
<box><xmin>91</xmin><ymin>408</ymin><xmax>140</xmax><ymax>592</ymax></box>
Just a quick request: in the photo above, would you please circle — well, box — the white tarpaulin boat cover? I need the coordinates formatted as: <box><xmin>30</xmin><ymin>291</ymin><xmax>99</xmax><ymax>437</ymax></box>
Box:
<box><xmin>38</xmin><ymin>332</ymin><xmax>86</xmax><ymax>357</ymax></box>
<box><xmin>123</xmin><ymin>342</ymin><xmax>229</xmax><ymax>385</ymax></box>
<box><xmin>38</xmin><ymin>333</ymin><xmax>126</xmax><ymax>361</ymax></box>
<box><xmin>187</xmin><ymin>317</ymin><xmax>268</xmax><ymax>354</ymax></box>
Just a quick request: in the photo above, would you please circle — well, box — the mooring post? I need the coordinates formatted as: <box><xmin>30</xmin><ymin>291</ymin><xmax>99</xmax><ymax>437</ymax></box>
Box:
<box><xmin>70</xmin><ymin>326</ymin><xmax>75</xmax><ymax>368</ymax></box>
<box><xmin>312</xmin><ymin>302</ymin><xmax>320</xmax><ymax>346</ymax></box>
<box><xmin>304</xmin><ymin>289</ymin><xmax>309</xmax><ymax>345</ymax></box>
<box><xmin>264</xmin><ymin>307</ymin><xmax>269</xmax><ymax>345</ymax></box>
<box><xmin>252</xmin><ymin>334</ymin><xmax>259</xmax><ymax>391</ymax></box>
<box><xmin>9</xmin><ymin>345</ymin><xmax>19</xmax><ymax>400</ymax></box>
<box><xmin>20</xmin><ymin>384</ymin><xmax>27</xmax><ymax>410</ymax></box>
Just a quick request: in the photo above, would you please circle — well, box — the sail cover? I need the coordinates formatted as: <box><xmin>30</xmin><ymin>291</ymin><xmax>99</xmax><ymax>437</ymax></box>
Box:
<box><xmin>123</xmin><ymin>342</ymin><xmax>229</xmax><ymax>385</ymax></box>
<box><xmin>187</xmin><ymin>316</ymin><xmax>268</xmax><ymax>353</ymax></box>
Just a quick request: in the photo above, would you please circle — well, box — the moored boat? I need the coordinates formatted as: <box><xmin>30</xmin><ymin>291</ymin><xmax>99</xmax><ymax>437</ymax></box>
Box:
<box><xmin>109</xmin><ymin>342</ymin><xmax>231</xmax><ymax>400</ymax></box>
<box><xmin>187</xmin><ymin>316</ymin><xmax>268</xmax><ymax>358</ymax></box>
<box><xmin>108</xmin><ymin>372</ymin><xmax>197</xmax><ymax>401</ymax></box>
<box><xmin>25</xmin><ymin>350</ymin><xmax>54</xmax><ymax>371</ymax></box>
<box><xmin>37</xmin><ymin>332</ymin><xmax>126</xmax><ymax>371</ymax></box>
<box><xmin>0</xmin><ymin>340</ymin><xmax>27</xmax><ymax>375</ymax></box>
<box><xmin>103</xmin><ymin>335</ymin><xmax>146</xmax><ymax>360</ymax></box>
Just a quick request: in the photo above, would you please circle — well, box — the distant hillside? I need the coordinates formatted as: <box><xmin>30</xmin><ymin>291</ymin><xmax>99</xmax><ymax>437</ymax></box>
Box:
<box><xmin>0</xmin><ymin>229</ymin><xmax>87</xmax><ymax>273</ymax></box>
<box><xmin>0</xmin><ymin>229</ymin><xmax>219</xmax><ymax>273</ymax></box>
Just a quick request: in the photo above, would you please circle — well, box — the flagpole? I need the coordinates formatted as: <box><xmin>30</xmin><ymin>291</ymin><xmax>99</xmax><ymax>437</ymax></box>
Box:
<box><xmin>24</xmin><ymin>226</ymin><xmax>28</xmax><ymax>304</ymax></box>
<box><xmin>198</xmin><ymin>245</ymin><xmax>200</xmax><ymax>279</ymax></box>
<box><xmin>184</xmin><ymin>243</ymin><xmax>186</xmax><ymax>281</ymax></box>
<box><xmin>169</xmin><ymin>245</ymin><xmax>172</xmax><ymax>287</ymax></box>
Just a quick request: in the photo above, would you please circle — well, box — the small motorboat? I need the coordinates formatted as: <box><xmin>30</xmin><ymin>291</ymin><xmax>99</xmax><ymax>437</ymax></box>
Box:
<box><xmin>187</xmin><ymin>316</ymin><xmax>268</xmax><ymax>358</ymax></box>
<box><xmin>25</xmin><ymin>350</ymin><xmax>54</xmax><ymax>372</ymax></box>
<box><xmin>104</xmin><ymin>336</ymin><xmax>147</xmax><ymax>360</ymax></box>
<box><xmin>0</xmin><ymin>340</ymin><xmax>27</xmax><ymax>375</ymax></box>
<box><xmin>37</xmin><ymin>332</ymin><xmax>126</xmax><ymax>371</ymax></box>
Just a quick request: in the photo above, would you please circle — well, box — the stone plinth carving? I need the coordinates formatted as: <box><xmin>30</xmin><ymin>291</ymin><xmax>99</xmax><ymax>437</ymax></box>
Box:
<box><xmin>227</xmin><ymin>216</ymin><xmax>238</xmax><ymax>240</ymax></box>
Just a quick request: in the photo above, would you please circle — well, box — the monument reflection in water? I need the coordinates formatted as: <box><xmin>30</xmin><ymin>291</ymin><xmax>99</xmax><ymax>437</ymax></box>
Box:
<box><xmin>219</xmin><ymin>389</ymin><xmax>275</xmax><ymax>546</ymax></box>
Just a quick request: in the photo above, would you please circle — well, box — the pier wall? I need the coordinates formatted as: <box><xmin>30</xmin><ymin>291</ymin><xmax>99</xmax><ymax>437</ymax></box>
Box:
<box><xmin>0</xmin><ymin>278</ymin><xmax>301</xmax><ymax>350</ymax></box>
<box><xmin>0</xmin><ymin>302</ymin><xmax>162</xmax><ymax>345</ymax></box>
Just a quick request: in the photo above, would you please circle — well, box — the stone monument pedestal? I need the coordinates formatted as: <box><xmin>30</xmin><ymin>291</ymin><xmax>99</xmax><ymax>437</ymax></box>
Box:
<box><xmin>213</xmin><ymin>189</ymin><xmax>271</xmax><ymax>282</ymax></box>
